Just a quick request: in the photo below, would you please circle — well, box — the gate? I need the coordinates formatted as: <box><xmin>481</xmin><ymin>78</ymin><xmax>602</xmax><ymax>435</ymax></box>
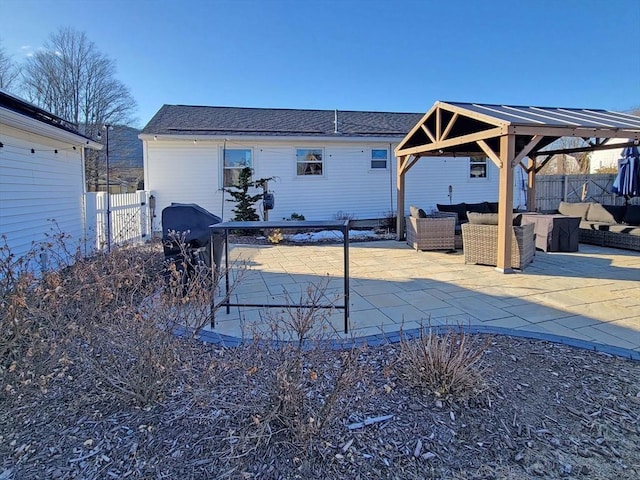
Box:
<box><xmin>84</xmin><ymin>190</ymin><xmax>152</xmax><ymax>251</ymax></box>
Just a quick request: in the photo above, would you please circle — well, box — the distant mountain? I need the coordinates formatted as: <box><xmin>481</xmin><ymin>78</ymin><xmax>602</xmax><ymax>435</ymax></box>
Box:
<box><xmin>105</xmin><ymin>125</ymin><xmax>142</xmax><ymax>168</ymax></box>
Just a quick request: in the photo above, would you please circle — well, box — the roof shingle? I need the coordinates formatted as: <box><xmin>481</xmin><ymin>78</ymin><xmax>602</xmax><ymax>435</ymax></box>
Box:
<box><xmin>141</xmin><ymin>105</ymin><xmax>424</xmax><ymax>138</ymax></box>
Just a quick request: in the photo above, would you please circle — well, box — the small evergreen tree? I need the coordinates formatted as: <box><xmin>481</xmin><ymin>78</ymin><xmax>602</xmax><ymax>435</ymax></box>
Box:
<box><xmin>225</xmin><ymin>167</ymin><xmax>273</xmax><ymax>222</ymax></box>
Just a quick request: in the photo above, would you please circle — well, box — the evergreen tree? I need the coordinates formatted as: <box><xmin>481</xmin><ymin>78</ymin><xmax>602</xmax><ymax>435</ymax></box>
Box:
<box><xmin>225</xmin><ymin>167</ymin><xmax>273</xmax><ymax>222</ymax></box>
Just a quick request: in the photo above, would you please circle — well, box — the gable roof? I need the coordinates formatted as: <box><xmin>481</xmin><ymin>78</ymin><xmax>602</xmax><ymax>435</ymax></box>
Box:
<box><xmin>141</xmin><ymin>105</ymin><xmax>424</xmax><ymax>138</ymax></box>
<box><xmin>396</xmin><ymin>101</ymin><xmax>640</xmax><ymax>158</ymax></box>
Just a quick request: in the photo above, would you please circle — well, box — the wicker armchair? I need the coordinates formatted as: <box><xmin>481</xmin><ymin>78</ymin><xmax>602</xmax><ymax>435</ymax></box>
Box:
<box><xmin>461</xmin><ymin>223</ymin><xmax>535</xmax><ymax>269</ymax></box>
<box><xmin>406</xmin><ymin>213</ymin><xmax>456</xmax><ymax>251</ymax></box>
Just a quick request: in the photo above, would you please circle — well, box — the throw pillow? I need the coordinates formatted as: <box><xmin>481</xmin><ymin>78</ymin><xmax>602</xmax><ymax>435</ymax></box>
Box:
<box><xmin>409</xmin><ymin>206</ymin><xmax>428</xmax><ymax>218</ymax></box>
<box><xmin>623</xmin><ymin>205</ymin><xmax>640</xmax><ymax>225</ymax></box>
<box><xmin>467</xmin><ymin>212</ymin><xmax>523</xmax><ymax>226</ymax></box>
<box><xmin>586</xmin><ymin>204</ymin><xmax>619</xmax><ymax>224</ymax></box>
<box><xmin>558</xmin><ymin>201</ymin><xmax>592</xmax><ymax>220</ymax></box>
<box><xmin>467</xmin><ymin>212</ymin><xmax>499</xmax><ymax>225</ymax></box>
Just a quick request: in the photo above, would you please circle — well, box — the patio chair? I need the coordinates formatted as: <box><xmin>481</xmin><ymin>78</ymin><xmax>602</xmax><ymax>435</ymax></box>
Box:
<box><xmin>406</xmin><ymin>207</ymin><xmax>456</xmax><ymax>251</ymax></box>
<box><xmin>461</xmin><ymin>222</ymin><xmax>535</xmax><ymax>269</ymax></box>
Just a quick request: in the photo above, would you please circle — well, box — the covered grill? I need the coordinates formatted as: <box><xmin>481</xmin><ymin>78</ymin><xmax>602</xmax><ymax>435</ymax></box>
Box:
<box><xmin>161</xmin><ymin>203</ymin><xmax>224</xmax><ymax>286</ymax></box>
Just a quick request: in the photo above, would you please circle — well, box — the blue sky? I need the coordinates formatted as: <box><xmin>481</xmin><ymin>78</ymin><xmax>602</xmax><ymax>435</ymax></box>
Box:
<box><xmin>2</xmin><ymin>0</ymin><xmax>639</xmax><ymax>127</ymax></box>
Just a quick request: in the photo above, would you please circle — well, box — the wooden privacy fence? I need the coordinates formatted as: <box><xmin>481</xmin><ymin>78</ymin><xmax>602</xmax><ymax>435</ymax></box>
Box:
<box><xmin>84</xmin><ymin>190</ymin><xmax>152</xmax><ymax>251</ymax></box>
<box><xmin>535</xmin><ymin>174</ymin><xmax>640</xmax><ymax>212</ymax></box>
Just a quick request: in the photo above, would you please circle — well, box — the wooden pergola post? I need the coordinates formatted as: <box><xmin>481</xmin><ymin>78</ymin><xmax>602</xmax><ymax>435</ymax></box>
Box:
<box><xmin>396</xmin><ymin>155</ymin><xmax>406</xmax><ymax>240</ymax></box>
<box><xmin>496</xmin><ymin>134</ymin><xmax>515</xmax><ymax>273</ymax></box>
<box><xmin>527</xmin><ymin>156</ymin><xmax>537</xmax><ymax>212</ymax></box>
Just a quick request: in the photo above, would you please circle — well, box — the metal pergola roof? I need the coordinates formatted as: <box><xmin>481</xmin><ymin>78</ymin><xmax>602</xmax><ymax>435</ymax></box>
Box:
<box><xmin>395</xmin><ymin>101</ymin><xmax>640</xmax><ymax>273</ymax></box>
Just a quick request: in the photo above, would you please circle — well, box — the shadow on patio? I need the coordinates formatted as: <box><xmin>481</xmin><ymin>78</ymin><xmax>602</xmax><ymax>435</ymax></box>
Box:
<box><xmin>205</xmin><ymin>240</ymin><xmax>640</xmax><ymax>359</ymax></box>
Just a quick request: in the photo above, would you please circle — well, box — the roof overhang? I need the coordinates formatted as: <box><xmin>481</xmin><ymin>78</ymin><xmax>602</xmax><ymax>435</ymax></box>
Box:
<box><xmin>1</xmin><ymin>106</ymin><xmax>102</xmax><ymax>150</ymax></box>
<box><xmin>139</xmin><ymin>133</ymin><xmax>406</xmax><ymax>144</ymax></box>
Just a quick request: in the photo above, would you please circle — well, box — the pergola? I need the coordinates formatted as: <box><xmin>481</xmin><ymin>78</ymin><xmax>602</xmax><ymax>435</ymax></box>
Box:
<box><xmin>395</xmin><ymin>101</ymin><xmax>640</xmax><ymax>273</ymax></box>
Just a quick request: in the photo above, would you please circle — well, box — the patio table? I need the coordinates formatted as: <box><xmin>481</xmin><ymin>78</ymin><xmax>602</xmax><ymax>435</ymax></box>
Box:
<box><xmin>520</xmin><ymin>213</ymin><xmax>580</xmax><ymax>252</ymax></box>
<box><xmin>209</xmin><ymin>220</ymin><xmax>350</xmax><ymax>333</ymax></box>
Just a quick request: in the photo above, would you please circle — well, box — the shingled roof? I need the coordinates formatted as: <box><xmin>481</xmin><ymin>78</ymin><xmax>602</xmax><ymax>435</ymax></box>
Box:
<box><xmin>141</xmin><ymin>105</ymin><xmax>424</xmax><ymax>138</ymax></box>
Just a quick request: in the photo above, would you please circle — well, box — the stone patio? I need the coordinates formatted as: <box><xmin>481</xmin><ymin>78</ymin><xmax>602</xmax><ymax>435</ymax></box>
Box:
<box><xmin>207</xmin><ymin>240</ymin><xmax>640</xmax><ymax>358</ymax></box>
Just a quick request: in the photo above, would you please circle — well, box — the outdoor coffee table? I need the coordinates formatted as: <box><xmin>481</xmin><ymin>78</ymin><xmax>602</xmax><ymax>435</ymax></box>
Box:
<box><xmin>520</xmin><ymin>213</ymin><xmax>580</xmax><ymax>252</ymax></box>
<box><xmin>209</xmin><ymin>220</ymin><xmax>350</xmax><ymax>333</ymax></box>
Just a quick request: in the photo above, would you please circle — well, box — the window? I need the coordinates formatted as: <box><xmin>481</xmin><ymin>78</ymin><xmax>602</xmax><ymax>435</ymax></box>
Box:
<box><xmin>470</xmin><ymin>156</ymin><xmax>487</xmax><ymax>178</ymax></box>
<box><xmin>296</xmin><ymin>148</ymin><xmax>323</xmax><ymax>176</ymax></box>
<box><xmin>371</xmin><ymin>149</ymin><xmax>388</xmax><ymax>169</ymax></box>
<box><xmin>223</xmin><ymin>149</ymin><xmax>252</xmax><ymax>187</ymax></box>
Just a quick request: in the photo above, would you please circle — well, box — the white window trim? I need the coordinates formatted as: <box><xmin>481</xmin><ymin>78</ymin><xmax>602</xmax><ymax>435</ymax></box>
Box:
<box><xmin>469</xmin><ymin>156</ymin><xmax>489</xmax><ymax>181</ymax></box>
<box><xmin>369</xmin><ymin>148</ymin><xmax>389</xmax><ymax>172</ymax></box>
<box><xmin>221</xmin><ymin>146</ymin><xmax>253</xmax><ymax>188</ymax></box>
<box><xmin>295</xmin><ymin>147</ymin><xmax>325</xmax><ymax>178</ymax></box>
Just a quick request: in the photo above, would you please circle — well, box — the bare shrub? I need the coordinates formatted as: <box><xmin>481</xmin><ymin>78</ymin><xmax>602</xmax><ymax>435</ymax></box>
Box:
<box><xmin>236</xmin><ymin>281</ymin><xmax>367</xmax><ymax>465</ymax></box>
<box><xmin>84</xmin><ymin>309</ymin><xmax>180</xmax><ymax>406</ymax></box>
<box><xmin>333</xmin><ymin>210</ymin><xmax>355</xmax><ymax>221</ymax></box>
<box><xmin>397</xmin><ymin>326</ymin><xmax>490</xmax><ymax>400</ymax></box>
<box><xmin>0</xmin><ymin>236</ymin><xmax>37</xmax><ymax>366</ymax></box>
<box><xmin>381</xmin><ymin>209</ymin><xmax>397</xmax><ymax>233</ymax></box>
<box><xmin>156</xmin><ymin>231</ymin><xmax>247</xmax><ymax>335</ymax></box>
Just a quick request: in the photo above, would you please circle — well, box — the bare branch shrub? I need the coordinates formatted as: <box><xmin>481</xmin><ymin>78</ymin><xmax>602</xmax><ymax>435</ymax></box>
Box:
<box><xmin>234</xmin><ymin>281</ymin><xmax>368</xmax><ymax>468</ymax></box>
<box><xmin>397</xmin><ymin>325</ymin><xmax>490</xmax><ymax>401</ymax></box>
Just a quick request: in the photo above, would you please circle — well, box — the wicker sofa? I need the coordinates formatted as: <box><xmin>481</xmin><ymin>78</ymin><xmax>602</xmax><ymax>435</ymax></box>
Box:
<box><xmin>461</xmin><ymin>214</ymin><xmax>535</xmax><ymax>270</ymax></box>
<box><xmin>555</xmin><ymin>202</ymin><xmax>640</xmax><ymax>251</ymax></box>
<box><xmin>406</xmin><ymin>206</ymin><xmax>457</xmax><ymax>251</ymax></box>
<box><xmin>436</xmin><ymin>201</ymin><xmax>501</xmax><ymax>249</ymax></box>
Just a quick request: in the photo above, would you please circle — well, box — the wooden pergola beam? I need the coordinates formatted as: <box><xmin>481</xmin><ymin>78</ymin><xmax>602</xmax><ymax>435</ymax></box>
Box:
<box><xmin>421</xmin><ymin>124</ymin><xmax>436</xmax><ymax>143</ymax></box>
<box><xmin>509</xmin><ymin>125</ymin><xmax>640</xmax><ymax>139</ymax></box>
<box><xmin>512</xmin><ymin>135</ymin><xmax>544</xmax><ymax>167</ymax></box>
<box><xmin>477</xmin><ymin>140</ymin><xmax>502</xmax><ymax>168</ymax></box>
<box><xmin>396</xmin><ymin>127</ymin><xmax>505</xmax><ymax>157</ymax></box>
<box><xmin>533</xmin><ymin>139</ymin><xmax>638</xmax><ymax>157</ymax></box>
<box><xmin>440</xmin><ymin>112</ymin><xmax>459</xmax><ymax>141</ymax></box>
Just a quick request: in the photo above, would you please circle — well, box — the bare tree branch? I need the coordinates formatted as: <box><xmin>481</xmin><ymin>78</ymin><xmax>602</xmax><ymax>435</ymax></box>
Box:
<box><xmin>20</xmin><ymin>28</ymin><xmax>138</xmax><ymax>190</ymax></box>
<box><xmin>0</xmin><ymin>39</ymin><xmax>19</xmax><ymax>91</ymax></box>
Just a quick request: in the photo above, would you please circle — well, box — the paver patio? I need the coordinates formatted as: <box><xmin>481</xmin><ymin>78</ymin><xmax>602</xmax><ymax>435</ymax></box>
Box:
<box><xmin>207</xmin><ymin>240</ymin><xmax>640</xmax><ymax>357</ymax></box>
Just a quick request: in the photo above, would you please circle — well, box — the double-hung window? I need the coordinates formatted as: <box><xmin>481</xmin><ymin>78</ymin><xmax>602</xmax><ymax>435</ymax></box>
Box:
<box><xmin>296</xmin><ymin>148</ymin><xmax>323</xmax><ymax>176</ymax></box>
<box><xmin>223</xmin><ymin>148</ymin><xmax>252</xmax><ymax>187</ymax></box>
<box><xmin>371</xmin><ymin>149</ymin><xmax>388</xmax><ymax>169</ymax></box>
<box><xmin>469</xmin><ymin>156</ymin><xmax>488</xmax><ymax>178</ymax></box>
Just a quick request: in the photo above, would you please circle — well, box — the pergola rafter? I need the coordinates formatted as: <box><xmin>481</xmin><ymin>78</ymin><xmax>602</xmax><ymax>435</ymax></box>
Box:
<box><xmin>395</xmin><ymin>101</ymin><xmax>640</xmax><ymax>273</ymax></box>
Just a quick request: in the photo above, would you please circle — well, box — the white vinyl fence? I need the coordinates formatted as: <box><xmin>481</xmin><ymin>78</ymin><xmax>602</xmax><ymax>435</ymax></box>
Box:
<box><xmin>84</xmin><ymin>190</ymin><xmax>152</xmax><ymax>251</ymax></box>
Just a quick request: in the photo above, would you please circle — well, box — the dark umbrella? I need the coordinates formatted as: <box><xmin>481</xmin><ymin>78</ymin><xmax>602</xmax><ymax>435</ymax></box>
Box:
<box><xmin>611</xmin><ymin>144</ymin><xmax>640</xmax><ymax>201</ymax></box>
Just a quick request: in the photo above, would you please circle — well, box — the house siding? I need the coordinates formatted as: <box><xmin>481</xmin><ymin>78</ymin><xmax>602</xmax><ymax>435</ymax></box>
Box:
<box><xmin>144</xmin><ymin>137</ymin><xmax>523</xmax><ymax>228</ymax></box>
<box><xmin>0</xmin><ymin>123</ymin><xmax>85</xmax><ymax>262</ymax></box>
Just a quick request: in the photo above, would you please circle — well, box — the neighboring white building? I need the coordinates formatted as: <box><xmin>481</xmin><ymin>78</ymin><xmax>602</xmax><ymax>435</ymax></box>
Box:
<box><xmin>589</xmin><ymin>138</ymin><xmax>628</xmax><ymax>173</ymax></box>
<box><xmin>0</xmin><ymin>90</ymin><xmax>101</xmax><ymax>267</ymax></box>
<box><xmin>140</xmin><ymin>105</ymin><xmax>524</xmax><ymax>229</ymax></box>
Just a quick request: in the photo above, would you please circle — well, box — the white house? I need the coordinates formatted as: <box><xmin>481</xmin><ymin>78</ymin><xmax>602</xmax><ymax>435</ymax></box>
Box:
<box><xmin>140</xmin><ymin>105</ymin><xmax>523</xmax><ymax>229</ymax></box>
<box><xmin>0</xmin><ymin>90</ymin><xmax>102</xmax><ymax>268</ymax></box>
<box><xmin>589</xmin><ymin>138</ymin><xmax>627</xmax><ymax>173</ymax></box>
